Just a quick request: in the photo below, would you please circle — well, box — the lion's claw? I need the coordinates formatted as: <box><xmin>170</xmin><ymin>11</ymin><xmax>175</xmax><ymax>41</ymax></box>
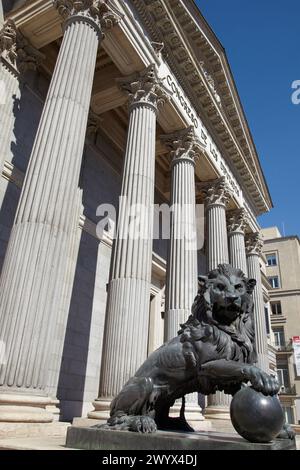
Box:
<box><xmin>245</xmin><ymin>366</ymin><xmax>279</xmax><ymax>396</ymax></box>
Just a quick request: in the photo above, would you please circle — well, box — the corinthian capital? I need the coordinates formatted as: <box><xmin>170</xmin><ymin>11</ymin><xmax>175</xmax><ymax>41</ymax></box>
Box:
<box><xmin>160</xmin><ymin>126</ymin><xmax>203</xmax><ymax>166</ymax></box>
<box><xmin>0</xmin><ymin>20</ymin><xmax>44</xmax><ymax>74</ymax></box>
<box><xmin>245</xmin><ymin>232</ymin><xmax>264</xmax><ymax>256</ymax></box>
<box><xmin>227</xmin><ymin>208</ymin><xmax>248</xmax><ymax>235</ymax></box>
<box><xmin>117</xmin><ymin>64</ymin><xmax>170</xmax><ymax>112</ymax></box>
<box><xmin>0</xmin><ymin>19</ymin><xmax>17</xmax><ymax>68</ymax></box>
<box><xmin>198</xmin><ymin>176</ymin><xmax>232</xmax><ymax>208</ymax></box>
<box><xmin>54</xmin><ymin>0</ymin><xmax>122</xmax><ymax>36</ymax></box>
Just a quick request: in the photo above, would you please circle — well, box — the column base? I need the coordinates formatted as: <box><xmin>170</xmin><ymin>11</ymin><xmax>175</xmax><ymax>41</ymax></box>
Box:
<box><xmin>204</xmin><ymin>406</ymin><xmax>231</xmax><ymax>421</ymax></box>
<box><xmin>87</xmin><ymin>398</ymin><xmax>111</xmax><ymax>422</ymax></box>
<box><xmin>0</xmin><ymin>393</ymin><xmax>57</xmax><ymax>423</ymax></box>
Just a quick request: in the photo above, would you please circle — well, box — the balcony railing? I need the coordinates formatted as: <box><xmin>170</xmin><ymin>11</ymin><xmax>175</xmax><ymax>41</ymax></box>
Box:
<box><xmin>271</xmin><ymin>341</ymin><xmax>293</xmax><ymax>353</ymax></box>
<box><xmin>278</xmin><ymin>385</ymin><xmax>297</xmax><ymax>395</ymax></box>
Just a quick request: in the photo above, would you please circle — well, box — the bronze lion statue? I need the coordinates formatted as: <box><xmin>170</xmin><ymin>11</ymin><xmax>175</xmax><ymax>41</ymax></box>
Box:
<box><xmin>101</xmin><ymin>264</ymin><xmax>280</xmax><ymax>434</ymax></box>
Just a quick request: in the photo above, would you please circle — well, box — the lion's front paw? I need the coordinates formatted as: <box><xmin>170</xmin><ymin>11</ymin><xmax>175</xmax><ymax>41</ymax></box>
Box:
<box><xmin>244</xmin><ymin>366</ymin><xmax>279</xmax><ymax>396</ymax></box>
<box><xmin>129</xmin><ymin>416</ymin><xmax>157</xmax><ymax>434</ymax></box>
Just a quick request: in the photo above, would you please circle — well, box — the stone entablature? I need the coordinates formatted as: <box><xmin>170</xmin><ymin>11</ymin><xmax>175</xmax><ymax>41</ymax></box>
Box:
<box><xmin>131</xmin><ymin>0</ymin><xmax>272</xmax><ymax>215</ymax></box>
<box><xmin>4</xmin><ymin>0</ymin><xmax>271</xmax><ymax>216</ymax></box>
<box><xmin>160</xmin><ymin>62</ymin><xmax>242</xmax><ymax>205</ymax></box>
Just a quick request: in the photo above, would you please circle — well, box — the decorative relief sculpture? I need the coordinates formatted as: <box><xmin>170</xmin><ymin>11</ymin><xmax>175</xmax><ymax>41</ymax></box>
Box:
<box><xmin>198</xmin><ymin>176</ymin><xmax>232</xmax><ymax>208</ymax></box>
<box><xmin>199</xmin><ymin>61</ymin><xmax>222</xmax><ymax>106</ymax></box>
<box><xmin>99</xmin><ymin>264</ymin><xmax>293</xmax><ymax>442</ymax></box>
<box><xmin>161</xmin><ymin>126</ymin><xmax>203</xmax><ymax>165</ymax></box>
<box><xmin>117</xmin><ymin>64</ymin><xmax>170</xmax><ymax>110</ymax></box>
<box><xmin>245</xmin><ymin>232</ymin><xmax>264</xmax><ymax>256</ymax></box>
<box><xmin>0</xmin><ymin>19</ymin><xmax>43</xmax><ymax>73</ymax></box>
<box><xmin>227</xmin><ymin>208</ymin><xmax>248</xmax><ymax>235</ymax></box>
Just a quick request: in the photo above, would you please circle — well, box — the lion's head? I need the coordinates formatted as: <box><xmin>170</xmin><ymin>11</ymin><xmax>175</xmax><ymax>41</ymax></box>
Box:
<box><xmin>180</xmin><ymin>264</ymin><xmax>257</xmax><ymax>366</ymax></box>
<box><xmin>195</xmin><ymin>264</ymin><xmax>256</xmax><ymax>326</ymax></box>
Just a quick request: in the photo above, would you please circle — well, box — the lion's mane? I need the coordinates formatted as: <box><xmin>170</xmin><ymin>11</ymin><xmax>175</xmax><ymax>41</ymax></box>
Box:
<box><xmin>179</xmin><ymin>264</ymin><xmax>257</xmax><ymax>367</ymax></box>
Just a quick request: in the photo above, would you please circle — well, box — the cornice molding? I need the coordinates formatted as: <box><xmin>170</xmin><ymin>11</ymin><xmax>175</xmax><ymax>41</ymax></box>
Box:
<box><xmin>131</xmin><ymin>0</ymin><xmax>271</xmax><ymax>215</ymax></box>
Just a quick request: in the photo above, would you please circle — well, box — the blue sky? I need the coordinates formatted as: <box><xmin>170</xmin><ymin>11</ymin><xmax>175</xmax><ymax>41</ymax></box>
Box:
<box><xmin>196</xmin><ymin>0</ymin><xmax>300</xmax><ymax>236</ymax></box>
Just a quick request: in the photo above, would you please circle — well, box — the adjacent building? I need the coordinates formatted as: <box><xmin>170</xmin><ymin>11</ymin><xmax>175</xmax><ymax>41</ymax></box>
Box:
<box><xmin>262</xmin><ymin>227</ymin><xmax>300</xmax><ymax>425</ymax></box>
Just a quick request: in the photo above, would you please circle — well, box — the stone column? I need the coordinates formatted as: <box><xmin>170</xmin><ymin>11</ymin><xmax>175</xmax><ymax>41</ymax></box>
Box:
<box><xmin>0</xmin><ymin>20</ymin><xmax>43</xmax><ymax>174</ymax></box>
<box><xmin>199</xmin><ymin>177</ymin><xmax>232</xmax><ymax>419</ymax></box>
<box><xmin>199</xmin><ymin>177</ymin><xmax>231</xmax><ymax>271</ymax></box>
<box><xmin>160</xmin><ymin>127</ymin><xmax>209</xmax><ymax>430</ymax></box>
<box><xmin>89</xmin><ymin>65</ymin><xmax>169</xmax><ymax>420</ymax></box>
<box><xmin>161</xmin><ymin>126</ymin><xmax>201</xmax><ymax>341</ymax></box>
<box><xmin>245</xmin><ymin>233</ymin><xmax>269</xmax><ymax>372</ymax></box>
<box><xmin>0</xmin><ymin>0</ymin><xmax>120</xmax><ymax>423</ymax></box>
<box><xmin>227</xmin><ymin>208</ymin><xmax>248</xmax><ymax>276</ymax></box>
<box><xmin>0</xmin><ymin>2</ymin><xmax>4</xmax><ymax>24</ymax></box>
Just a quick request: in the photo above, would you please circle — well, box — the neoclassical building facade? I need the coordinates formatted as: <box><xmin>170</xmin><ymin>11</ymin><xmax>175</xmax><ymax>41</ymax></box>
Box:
<box><xmin>0</xmin><ymin>0</ymin><xmax>273</xmax><ymax>430</ymax></box>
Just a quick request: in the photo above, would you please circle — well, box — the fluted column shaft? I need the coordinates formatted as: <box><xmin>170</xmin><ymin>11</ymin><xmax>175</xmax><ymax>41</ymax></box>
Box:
<box><xmin>246</xmin><ymin>234</ymin><xmax>269</xmax><ymax>372</ymax></box>
<box><xmin>166</xmin><ymin>158</ymin><xmax>197</xmax><ymax>339</ymax></box>
<box><xmin>97</xmin><ymin>66</ymin><xmax>168</xmax><ymax>401</ymax></box>
<box><xmin>200</xmin><ymin>177</ymin><xmax>232</xmax><ymax>412</ymax></box>
<box><xmin>0</xmin><ymin>63</ymin><xmax>19</xmax><ymax>172</ymax></box>
<box><xmin>0</xmin><ymin>20</ymin><xmax>42</xmax><ymax>174</ymax></box>
<box><xmin>0</xmin><ymin>2</ymin><xmax>118</xmax><ymax>418</ymax></box>
<box><xmin>207</xmin><ymin>204</ymin><xmax>229</xmax><ymax>270</ymax></box>
<box><xmin>227</xmin><ymin>209</ymin><xmax>248</xmax><ymax>275</ymax></box>
<box><xmin>162</xmin><ymin>127</ymin><xmax>200</xmax><ymax>341</ymax></box>
<box><xmin>199</xmin><ymin>177</ymin><xmax>231</xmax><ymax>271</ymax></box>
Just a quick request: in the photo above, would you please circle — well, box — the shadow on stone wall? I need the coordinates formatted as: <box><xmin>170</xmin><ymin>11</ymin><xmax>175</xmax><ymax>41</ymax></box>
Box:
<box><xmin>56</xmin><ymin>229</ymin><xmax>99</xmax><ymax>422</ymax></box>
<box><xmin>0</xmin><ymin>71</ymin><xmax>45</xmax><ymax>275</ymax></box>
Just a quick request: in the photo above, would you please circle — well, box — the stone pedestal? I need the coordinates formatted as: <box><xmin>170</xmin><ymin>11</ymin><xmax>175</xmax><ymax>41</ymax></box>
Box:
<box><xmin>0</xmin><ymin>0</ymin><xmax>119</xmax><ymax>422</ymax></box>
<box><xmin>246</xmin><ymin>233</ymin><xmax>269</xmax><ymax>372</ymax></box>
<box><xmin>89</xmin><ymin>66</ymin><xmax>169</xmax><ymax>421</ymax></box>
<box><xmin>66</xmin><ymin>427</ymin><xmax>296</xmax><ymax>450</ymax></box>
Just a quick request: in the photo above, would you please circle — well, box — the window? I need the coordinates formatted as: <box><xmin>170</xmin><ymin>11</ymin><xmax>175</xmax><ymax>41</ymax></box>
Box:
<box><xmin>277</xmin><ymin>368</ymin><xmax>289</xmax><ymax>388</ymax></box>
<box><xmin>268</xmin><ymin>276</ymin><xmax>280</xmax><ymax>289</ymax></box>
<box><xmin>264</xmin><ymin>306</ymin><xmax>270</xmax><ymax>335</ymax></box>
<box><xmin>273</xmin><ymin>327</ymin><xmax>285</xmax><ymax>349</ymax></box>
<box><xmin>271</xmin><ymin>301</ymin><xmax>282</xmax><ymax>315</ymax></box>
<box><xmin>266</xmin><ymin>253</ymin><xmax>277</xmax><ymax>266</ymax></box>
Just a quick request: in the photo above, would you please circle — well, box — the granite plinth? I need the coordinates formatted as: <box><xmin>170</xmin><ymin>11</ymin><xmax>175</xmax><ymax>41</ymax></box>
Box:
<box><xmin>66</xmin><ymin>426</ymin><xmax>296</xmax><ymax>451</ymax></box>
